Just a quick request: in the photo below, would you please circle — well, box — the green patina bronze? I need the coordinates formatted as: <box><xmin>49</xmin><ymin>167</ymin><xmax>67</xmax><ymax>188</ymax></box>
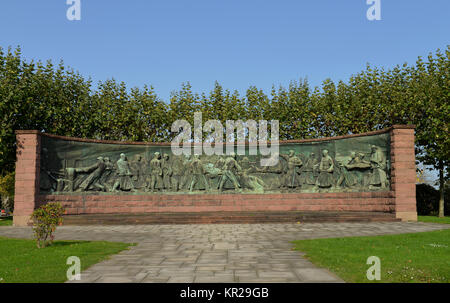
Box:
<box><xmin>40</xmin><ymin>133</ymin><xmax>390</xmax><ymax>195</ymax></box>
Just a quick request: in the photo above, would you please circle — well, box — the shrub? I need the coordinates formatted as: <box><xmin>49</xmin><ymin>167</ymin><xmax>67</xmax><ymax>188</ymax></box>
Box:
<box><xmin>31</xmin><ymin>203</ymin><xmax>65</xmax><ymax>248</ymax></box>
<box><xmin>0</xmin><ymin>172</ymin><xmax>14</xmax><ymax>212</ymax></box>
<box><xmin>416</xmin><ymin>184</ymin><xmax>449</xmax><ymax>216</ymax></box>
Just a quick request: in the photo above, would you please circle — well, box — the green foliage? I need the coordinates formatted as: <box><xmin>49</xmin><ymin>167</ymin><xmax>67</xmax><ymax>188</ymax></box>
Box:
<box><xmin>31</xmin><ymin>203</ymin><xmax>65</xmax><ymax>248</ymax></box>
<box><xmin>414</xmin><ymin>50</ymin><xmax>450</xmax><ymax>171</ymax></box>
<box><xmin>0</xmin><ymin>171</ymin><xmax>14</xmax><ymax>211</ymax></box>
<box><xmin>416</xmin><ymin>184</ymin><xmax>450</xmax><ymax>216</ymax></box>
<box><xmin>0</xmin><ymin>217</ymin><xmax>12</xmax><ymax>226</ymax></box>
<box><xmin>0</xmin><ymin>45</ymin><xmax>448</xmax><ymax>212</ymax></box>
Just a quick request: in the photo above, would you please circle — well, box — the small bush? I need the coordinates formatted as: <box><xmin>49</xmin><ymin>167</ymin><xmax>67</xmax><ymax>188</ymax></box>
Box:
<box><xmin>416</xmin><ymin>184</ymin><xmax>449</xmax><ymax>216</ymax></box>
<box><xmin>0</xmin><ymin>172</ymin><xmax>15</xmax><ymax>212</ymax></box>
<box><xmin>31</xmin><ymin>203</ymin><xmax>65</xmax><ymax>248</ymax></box>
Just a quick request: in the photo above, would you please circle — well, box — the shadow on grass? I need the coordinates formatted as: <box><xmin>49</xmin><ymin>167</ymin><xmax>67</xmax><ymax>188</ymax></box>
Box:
<box><xmin>50</xmin><ymin>240</ymin><xmax>89</xmax><ymax>247</ymax></box>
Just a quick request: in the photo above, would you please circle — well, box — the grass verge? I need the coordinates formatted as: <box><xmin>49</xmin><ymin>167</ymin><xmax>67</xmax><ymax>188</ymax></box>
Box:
<box><xmin>418</xmin><ymin>216</ymin><xmax>450</xmax><ymax>224</ymax></box>
<box><xmin>292</xmin><ymin>229</ymin><xmax>450</xmax><ymax>283</ymax></box>
<box><xmin>0</xmin><ymin>217</ymin><xmax>12</xmax><ymax>226</ymax></box>
<box><xmin>0</xmin><ymin>236</ymin><xmax>134</xmax><ymax>283</ymax></box>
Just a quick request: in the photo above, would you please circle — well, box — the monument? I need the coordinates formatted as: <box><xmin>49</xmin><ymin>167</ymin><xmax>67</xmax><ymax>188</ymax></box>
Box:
<box><xmin>13</xmin><ymin>125</ymin><xmax>418</xmax><ymax>226</ymax></box>
<box><xmin>38</xmin><ymin>134</ymin><xmax>391</xmax><ymax>194</ymax></box>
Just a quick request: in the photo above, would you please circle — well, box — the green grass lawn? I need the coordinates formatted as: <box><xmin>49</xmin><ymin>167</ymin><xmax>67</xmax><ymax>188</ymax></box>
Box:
<box><xmin>0</xmin><ymin>236</ymin><xmax>133</xmax><ymax>283</ymax></box>
<box><xmin>292</xmin><ymin>229</ymin><xmax>450</xmax><ymax>283</ymax></box>
<box><xmin>0</xmin><ymin>217</ymin><xmax>12</xmax><ymax>226</ymax></box>
<box><xmin>418</xmin><ymin>216</ymin><xmax>450</xmax><ymax>224</ymax></box>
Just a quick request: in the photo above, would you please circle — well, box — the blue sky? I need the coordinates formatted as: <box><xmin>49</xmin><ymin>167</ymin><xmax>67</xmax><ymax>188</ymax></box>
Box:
<box><xmin>0</xmin><ymin>0</ymin><xmax>449</xmax><ymax>101</ymax></box>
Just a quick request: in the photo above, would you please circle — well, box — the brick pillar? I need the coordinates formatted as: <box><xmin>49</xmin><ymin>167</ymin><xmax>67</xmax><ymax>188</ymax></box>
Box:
<box><xmin>390</xmin><ymin>125</ymin><xmax>417</xmax><ymax>221</ymax></box>
<box><xmin>13</xmin><ymin>130</ymin><xmax>41</xmax><ymax>226</ymax></box>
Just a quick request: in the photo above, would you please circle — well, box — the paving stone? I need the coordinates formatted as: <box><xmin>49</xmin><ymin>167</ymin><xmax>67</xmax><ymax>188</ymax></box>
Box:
<box><xmin>87</xmin><ymin>265</ymin><xmax>126</xmax><ymax>272</ymax></box>
<box><xmin>96</xmin><ymin>276</ymin><xmax>134</xmax><ymax>283</ymax></box>
<box><xmin>159</xmin><ymin>269</ymin><xmax>195</xmax><ymax>275</ymax></box>
<box><xmin>195</xmin><ymin>276</ymin><xmax>235</xmax><ymax>283</ymax></box>
<box><xmin>193</xmin><ymin>271</ymin><xmax>215</xmax><ymax>277</ymax></box>
<box><xmin>214</xmin><ymin>243</ymin><xmax>237</xmax><ymax>250</ymax></box>
<box><xmin>1</xmin><ymin>222</ymin><xmax>448</xmax><ymax>283</ymax></box>
<box><xmin>295</xmin><ymin>268</ymin><xmax>343</xmax><ymax>282</ymax></box>
<box><xmin>167</xmin><ymin>276</ymin><xmax>195</xmax><ymax>283</ymax></box>
<box><xmin>141</xmin><ymin>277</ymin><xmax>170</xmax><ymax>283</ymax></box>
<box><xmin>134</xmin><ymin>272</ymin><xmax>149</xmax><ymax>282</ymax></box>
<box><xmin>258</xmin><ymin>271</ymin><xmax>297</xmax><ymax>279</ymax></box>
<box><xmin>196</xmin><ymin>266</ymin><xmax>225</xmax><ymax>271</ymax></box>
<box><xmin>235</xmin><ymin>270</ymin><xmax>258</xmax><ymax>279</ymax></box>
<box><xmin>237</xmin><ymin>278</ymin><xmax>295</xmax><ymax>283</ymax></box>
<box><xmin>196</xmin><ymin>259</ymin><xmax>228</xmax><ymax>265</ymax></box>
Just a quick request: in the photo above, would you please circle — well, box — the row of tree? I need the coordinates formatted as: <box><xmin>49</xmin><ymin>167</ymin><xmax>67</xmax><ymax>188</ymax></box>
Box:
<box><xmin>0</xmin><ymin>46</ymin><xmax>448</xmax><ymax>215</ymax></box>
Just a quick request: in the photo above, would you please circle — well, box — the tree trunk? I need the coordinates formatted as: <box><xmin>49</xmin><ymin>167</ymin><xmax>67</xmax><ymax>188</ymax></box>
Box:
<box><xmin>2</xmin><ymin>196</ymin><xmax>9</xmax><ymax>210</ymax></box>
<box><xmin>438</xmin><ymin>160</ymin><xmax>444</xmax><ymax>218</ymax></box>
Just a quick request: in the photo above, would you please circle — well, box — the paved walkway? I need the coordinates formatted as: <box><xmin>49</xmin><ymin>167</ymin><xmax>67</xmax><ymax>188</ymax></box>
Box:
<box><xmin>1</xmin><ymin>222</ymin><xmax>448</xmax><ymax>283</ymax></box>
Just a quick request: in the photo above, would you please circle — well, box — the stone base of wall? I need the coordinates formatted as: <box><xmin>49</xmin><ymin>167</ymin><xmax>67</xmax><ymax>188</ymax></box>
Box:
<box><xmin>12</xmin><ymin>215</ymin><xmax>32</xmax><ymax>226</ymax></box>
<box><xmin>39</xmin><ymin>191</ymin><xmax>397</xmax><ymax>215</ymax></box>
<box><xmin>62</xmin><ymin>211</ymin><xmax>401</xmax><ymax>225</ymax></box>
<box><xmin>395</xmin><ymin>211</ymin><xmax>418</xmax><ymax>221</ymax></box>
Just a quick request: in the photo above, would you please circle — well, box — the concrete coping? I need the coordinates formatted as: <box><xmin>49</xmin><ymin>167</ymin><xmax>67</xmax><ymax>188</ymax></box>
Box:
<box><xmin>15</xmin><ymin>125</ymin><xmax>415</xmax><ymax>146</ymax></box>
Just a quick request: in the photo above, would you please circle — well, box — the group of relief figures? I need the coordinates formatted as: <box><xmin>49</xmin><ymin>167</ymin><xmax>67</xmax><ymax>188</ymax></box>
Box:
<box><xmin>40</xmin><ymin>145</ymin><xmax>389</xmax><ymax>194</ymax></box>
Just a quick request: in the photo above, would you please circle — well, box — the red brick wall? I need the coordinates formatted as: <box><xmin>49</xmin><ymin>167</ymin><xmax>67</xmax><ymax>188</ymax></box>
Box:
<box><xmin>390</xmin><ymin>126</ymin><xmax>417</xmax><ymax>221</ymax></box>
<box><xmin>13</xmin><ymin>131</ymin><xmax>41</xmax><ymax>226</ymax></box>
<box><xmin>13</xmin><ymin>126</ymin><xmax>417</xmax><ymax>226</ymax></box>
<box><xmin>38</xmin><ymin>191</ymin><xmax>395</xmax><ymax>215</ymax></box>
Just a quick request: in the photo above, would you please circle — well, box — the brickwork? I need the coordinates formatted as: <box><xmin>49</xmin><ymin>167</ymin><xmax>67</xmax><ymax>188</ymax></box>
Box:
<box><xmin>389</xmin><ymin>126</ymin><xmax>417</xmax><ymax>221</ymax></box>
<box><xmin>38</xmin><ymin>191</ymin><xmax>395</xmax><ymax>215</ymax></box>
<box><xmin>13</xmin><ymin>131</ymin><xmax>41</xmax><ymax>226</ymax></box>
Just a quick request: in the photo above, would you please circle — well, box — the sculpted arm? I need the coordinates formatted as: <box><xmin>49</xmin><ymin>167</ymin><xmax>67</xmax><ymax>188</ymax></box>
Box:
<box><xmin>279</xmin><ymin>154</ymin><xmax>289</xmax><ymax>161</ymax></box>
